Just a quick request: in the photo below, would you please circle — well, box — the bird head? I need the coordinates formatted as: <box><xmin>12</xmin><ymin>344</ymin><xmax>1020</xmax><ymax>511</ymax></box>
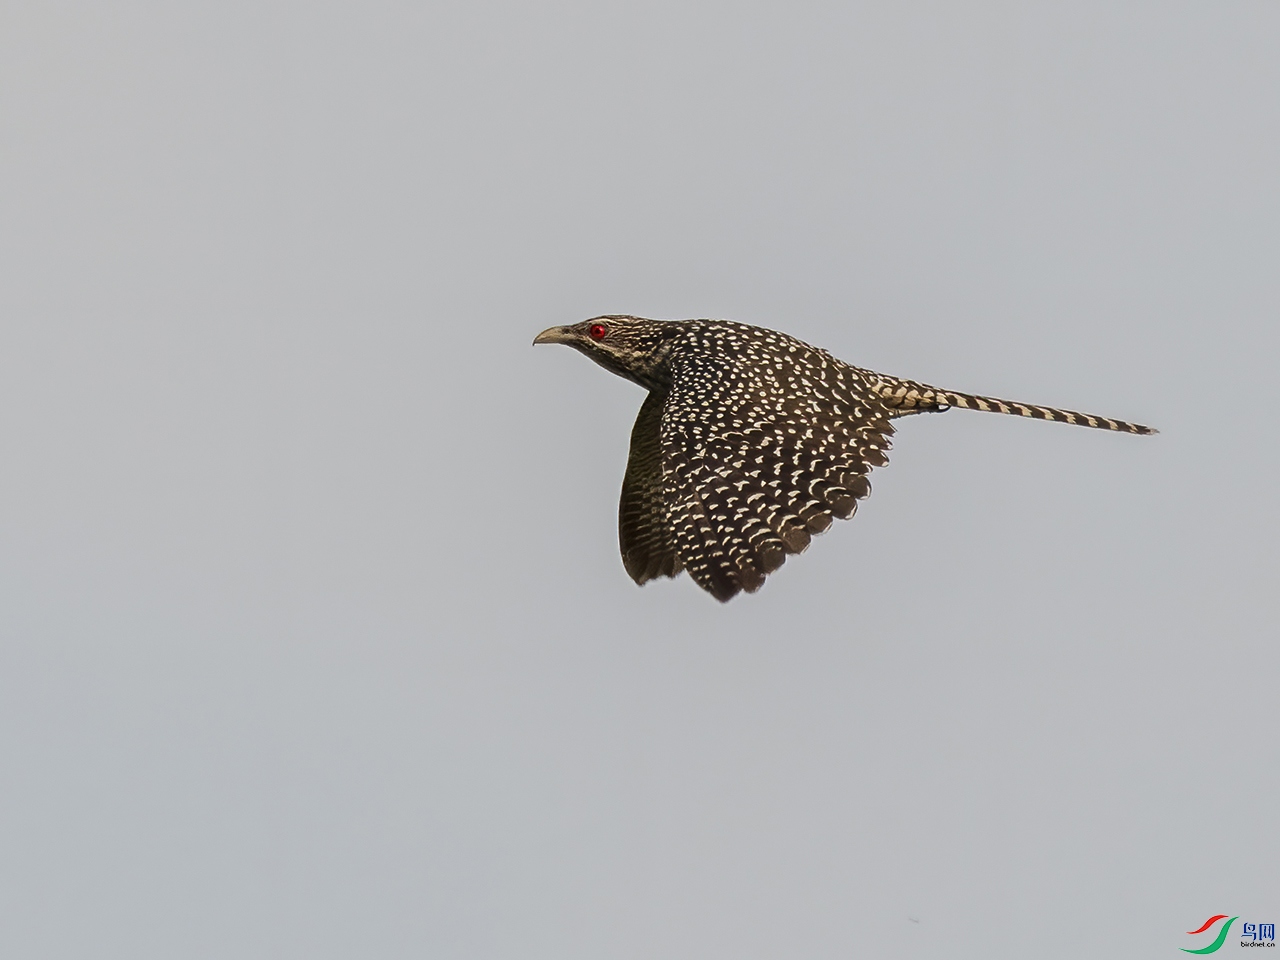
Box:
<box><xmin>533</xmin><ymin>315</ymin><xmax>681</xmax><ymax>391</ymax></box>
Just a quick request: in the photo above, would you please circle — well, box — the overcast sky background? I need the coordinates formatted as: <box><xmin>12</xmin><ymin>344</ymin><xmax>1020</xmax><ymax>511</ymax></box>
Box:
<box><xmin>1</xmin><ymin>2</ymin><xmax>1277</xmax><ymax>958</ymax></box>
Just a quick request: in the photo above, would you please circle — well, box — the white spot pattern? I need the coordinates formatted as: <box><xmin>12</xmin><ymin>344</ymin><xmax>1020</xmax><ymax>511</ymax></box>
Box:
<box><xmin>654</xmin><ymin>321</ymin><xmax>892</xmax><ymax>600</ymax></box>
<box><xmin>539</xmin><ymin>315</ymin><xmax>1157</xmax><ymax>601</ymax></box>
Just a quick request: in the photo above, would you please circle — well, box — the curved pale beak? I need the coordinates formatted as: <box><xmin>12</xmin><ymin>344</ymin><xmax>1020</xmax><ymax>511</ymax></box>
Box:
<box><xmin>533</xmin><ymin>325</ymin><xmax>576</xmax><ymax>346</ymax></box>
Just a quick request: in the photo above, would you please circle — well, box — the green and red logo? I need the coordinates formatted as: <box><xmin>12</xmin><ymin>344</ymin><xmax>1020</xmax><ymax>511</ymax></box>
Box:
<box><xmin>1182</xmin><ymin>915</ymin><xmax>1275</xmax><ymax>953</ymax></box>
<box><xmin>1181</xmin><ymin>916</ymin><xmax>1237</xmax><ymax>954</ymax></box>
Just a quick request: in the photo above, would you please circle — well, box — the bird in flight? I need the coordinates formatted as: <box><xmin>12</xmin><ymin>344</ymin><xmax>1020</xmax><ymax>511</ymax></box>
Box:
<box><xmin>534</xmin><ymin>316</ymin><xmax>1155</xmax><ymax>601</ymax></box>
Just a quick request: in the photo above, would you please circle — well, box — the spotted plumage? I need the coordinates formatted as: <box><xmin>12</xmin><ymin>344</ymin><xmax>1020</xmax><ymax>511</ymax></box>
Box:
<box><xmin>534</xmin><ymin>316</ymin><xmax>1156</xmax><ymax>601</ymax></box>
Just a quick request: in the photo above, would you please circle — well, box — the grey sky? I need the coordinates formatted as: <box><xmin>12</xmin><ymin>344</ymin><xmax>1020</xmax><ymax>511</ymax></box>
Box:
<box><xmin>1</xmin><ymin>2</ymin><xmax>1276</xmax><ymax>957</ymax></box>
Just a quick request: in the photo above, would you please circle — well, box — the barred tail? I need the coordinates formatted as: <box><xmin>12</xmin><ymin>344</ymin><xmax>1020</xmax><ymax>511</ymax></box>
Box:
<box><xmin>872</xmin><ymin>376</ymin><xmax>1158</xmax><ymax>435</ymax></box>
<box><xmin>938</xmin><ymin>389</ymin><xmax>1157</xmax><ymax>435</ymax></box>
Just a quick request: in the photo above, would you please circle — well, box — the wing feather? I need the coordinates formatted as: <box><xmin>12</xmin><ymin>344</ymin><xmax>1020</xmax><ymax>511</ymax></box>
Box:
<box><xmin>657</xmin><ymin>342</ymin><xmax>894</xmax><ymax>600</ymax></box>
<box><xmin>618</xmin><ymin>391</ymin><xmax>682</xmax><ymax>584</ymax></box>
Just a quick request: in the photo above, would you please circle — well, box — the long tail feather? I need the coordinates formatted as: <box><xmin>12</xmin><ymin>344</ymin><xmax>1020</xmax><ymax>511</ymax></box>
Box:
<box><xmin>871</xmin><ymin>375</ymin><xmax>1158</xmax><ymax>435</ymax></box>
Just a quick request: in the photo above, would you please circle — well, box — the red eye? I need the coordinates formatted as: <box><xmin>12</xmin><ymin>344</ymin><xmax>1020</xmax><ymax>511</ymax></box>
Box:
<box><xmin>588</xmin><ymin>323</ymin><xmax>608</xmax><ymax>341</ymax></box>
